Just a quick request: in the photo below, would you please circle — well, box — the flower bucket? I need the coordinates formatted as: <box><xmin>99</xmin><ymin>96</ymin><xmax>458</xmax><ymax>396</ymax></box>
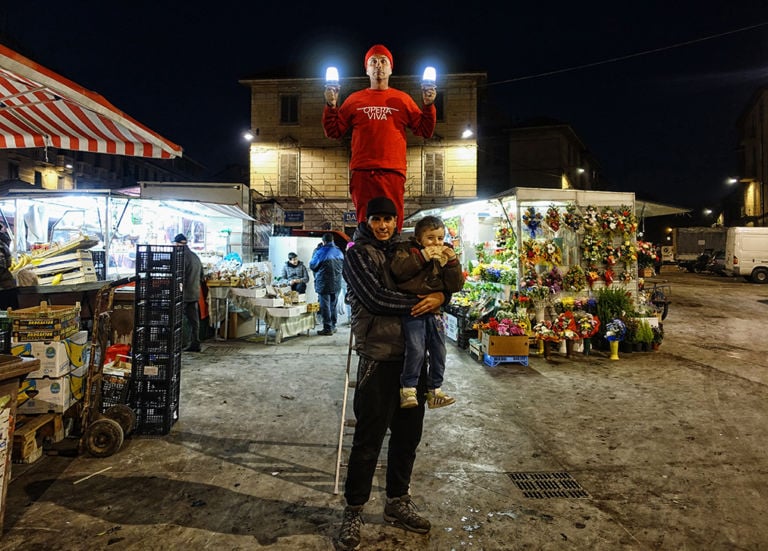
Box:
<box><xmin>565</xmin><ymin>340</ymin><xmax>575</xmax><ymax>358</ymax></box>
<box><xmin>609</xmin><ymin>340</ymin><xmax>620</xmax><ymax>360</ymax></box>
<box><xmin>583</xmin><ymin>338</ymin><xmax>591</xmax><ymax>356</ymax></box>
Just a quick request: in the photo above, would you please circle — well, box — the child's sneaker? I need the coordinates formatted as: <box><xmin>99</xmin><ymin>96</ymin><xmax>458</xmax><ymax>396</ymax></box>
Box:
<box><xmin>400</xmin><ymin>387</ymin><xmax>418</xmax><ymax>408</ymax></box>
<box><xmin>427</xmin><ymin>388</ymin><xmax>455</xmax><ymax>409</ymax></box>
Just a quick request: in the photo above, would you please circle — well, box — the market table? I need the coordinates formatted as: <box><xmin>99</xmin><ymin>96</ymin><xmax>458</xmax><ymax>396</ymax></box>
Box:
<box><xmin>264</xmin><ymin>304</ymin><xmax>316</xmax><ymax>344</ymax></box>
<box><xmin>206</xmin><ymin>287</ymin><xmax>272</xmax><ymax>339</ymax></box>
<box><xmin>17</xmin><ymin>280</ymin><xmax>110</xmax><ymax>325</ymax></box>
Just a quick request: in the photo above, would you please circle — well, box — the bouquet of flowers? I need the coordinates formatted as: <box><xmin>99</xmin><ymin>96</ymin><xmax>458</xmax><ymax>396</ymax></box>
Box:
<box><xmin>615</xmin><ymin>205</ymin><xmax>637</xmax><ymax>235</ymax></box>
<box><xmin>532</xmin><ymin>319</ymin><xmax>558</xmax><ymax>341</ymax></box>
<box><xmin>522</xmin><ymin>206</ymin><xmax>543</xmax><ymax>238</ymax></box>
<box><xmin>599</xmin><ymin>207</ymin><xmax>620</xmax><ymax>234</ymax></box>
<box><xmin>603</xmin><ymin>268</ymin><xmax>615</xmax><ymax>287</ymax></box>
<box><xmin>618</xmin><ymin>270</ymin><xmax>633</xmax><ymax>284</ymax></box>
<box><xmin>582</xmin><ymin>205</ymin><xmax>600</xmax><ymax>231</ymax></box>
<box><xmin>522</xmin><ymin>284</ymin><xmax>552</xmax><ymax>306</ymax></box>
<box><xmin>603</xmin><ymin>244</ymin><xmax>620</xmax><ymax>266</ymax></box>
<box><xmin>586</xmin><ymin>268</ymin><xmax>601</xmax><ymax>289</ymax></box>
<box><xmin>542</xmin><ymin>266</ymin><xmax>564</xmax><ymax>294</ymax></box>
<box><xmin>545</xmin><ymin>204</ymin><xmax>560</xmax><ymax>233</ymax></box>
<box><xmin>562</xmin><ymin>265</ymin><xmax>587</xmax><ymax>292</ymax></box>
<box><xmin>520</xmin><ymin>239</ymin><xmax>542</xmax><ymax>267</ymax></box>
<box><xmin>605</xmin><ymin>318</ymin><xmax>627</xmax><ymax>341</ymax></box>
<box><xmin>636</xmin><ymin>241</ymin><xmax>659</xmax><ymax>269</ymax></box>
<box><xmin>619</xmin><ymin>239</ymin><xmax>637</xmax><ymax>267</ymax></box>
<box><xmin>580</xmin><ymin>234</ymin><xmax>604</xmax><ymax>266</ymax></box>
<box><xmin>541</xmin><ymin>238</ymin><xmax>563</xmax><ymax>265</ymax></box>
<box><xmin>553</xmin><ymin>296</ymin><xmax>576</xmax><ymax>313</ymax></box>
<box><xmin>573</xmin><ymin>311</ymin><xmax>600</xmax><ymax>338</ymax></box>
<box><xmin>552</xmin><ymin>311</ymin><xmax>578</xmax><ymax>340</ymax></box>
<box><xmin>478</xmin><ymin>317</ymin><xmax>527</xmax><ymax>336</ymax></box>
<box><xmin>513</xmin><ymin>293</ymin><xmax>533</xmax><ymax>312</ymax></box>
<box><xmin>563</xmin><ymin>203</ymin><xmax>582</xmax><ymax>232</ymax></box>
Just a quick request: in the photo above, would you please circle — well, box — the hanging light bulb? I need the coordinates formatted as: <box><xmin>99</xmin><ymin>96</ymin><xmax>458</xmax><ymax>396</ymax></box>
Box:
<box><xmin>462</xmin><ymin>125</ymin><xmax>473</xmax><ymax>139</ymax></box>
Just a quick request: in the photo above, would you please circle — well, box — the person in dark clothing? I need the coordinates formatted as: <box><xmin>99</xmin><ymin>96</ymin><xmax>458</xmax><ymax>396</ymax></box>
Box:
<box><xmin>0</xmin><ymin>227</ymin><xmax>18</xmax><ymax>311</ymax></box>
<box><xmin>337</xmin><ymin>197</ymin><xmax>446</xmax><ymax>550</ymax></box>
<box><xmin>279</xmin><ymin>252</ymin><xmax>309</xmax><ymax>293</ymax></box>
<box><xmin>173</xmin><ymin>233</ymin><xmax>204</xmax><ymax>352</ymax></box>
<box><xmin>309</xmin><ymin>233</ymin><xmax>344</xmax><ymax>335</ymax></box>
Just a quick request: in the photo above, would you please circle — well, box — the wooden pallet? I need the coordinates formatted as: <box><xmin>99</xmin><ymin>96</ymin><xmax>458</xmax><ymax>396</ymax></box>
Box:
<box><xmin>12</xmin><ymin>413</ymin><xmax>64</xmax><ymax>464</ymax></box>
<box><xmin>37</xmin><ymin>269</ymin><xmax>98</xmax><ymax>286</ymax></box>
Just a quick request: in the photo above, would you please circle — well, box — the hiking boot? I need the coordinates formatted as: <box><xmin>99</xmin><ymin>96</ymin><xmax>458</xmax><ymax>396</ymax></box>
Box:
<box><xmin>427</xmin><ymin>388</ymin><xmax>455</xmax><ymax>409</ymax></box>
<box><xmin>317</xmin><ymin>329</ymin><xmax>333</xmax><ymax>336</ymax></box>
<box><xmin>383</xmin><ymin>495</ymin><xmax>431</xmax><ymax>534</ymax></box>
<box><xmin>338</xmin><ymin>505</ymin><xmax>364</xmax><ymax>550</ymax></box>
<box><xmin>400</xmin><ymin>387</ymin><xmax>418</xmax><ymax>408</ymax></box>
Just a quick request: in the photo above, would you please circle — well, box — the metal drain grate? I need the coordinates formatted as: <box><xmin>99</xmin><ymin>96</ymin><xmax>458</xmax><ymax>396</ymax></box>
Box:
<box><xmin>507</xmin><ymin>472</ymin><xmax>590</xmax><ymax>499</ymax></box>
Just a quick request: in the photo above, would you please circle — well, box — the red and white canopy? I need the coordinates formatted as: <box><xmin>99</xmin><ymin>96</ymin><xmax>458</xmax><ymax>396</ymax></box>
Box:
<box><xmin>0</xmin><ymin>44</ymin><xmax>182</xmax><ymax>159</ymax></box>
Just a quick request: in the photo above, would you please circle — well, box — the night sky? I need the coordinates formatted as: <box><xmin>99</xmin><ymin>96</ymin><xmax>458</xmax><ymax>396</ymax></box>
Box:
<box><xmin>3</xmin><ymin>2</ymin><xmax>768</xmax><ymax>211</ymax></box>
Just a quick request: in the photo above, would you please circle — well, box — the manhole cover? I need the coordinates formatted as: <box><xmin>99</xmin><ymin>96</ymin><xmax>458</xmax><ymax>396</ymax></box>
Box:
<box><xmin>507</xmin><ymin>471</ymin><xmax>590</xmax><ymax>499</ymax></box>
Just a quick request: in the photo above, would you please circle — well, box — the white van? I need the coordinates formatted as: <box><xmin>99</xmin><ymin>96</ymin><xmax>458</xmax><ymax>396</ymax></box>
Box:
<box><xmin>725</xmin><ymin>226</ymin><xmax>768</xmax><ymax>283</ymax></box>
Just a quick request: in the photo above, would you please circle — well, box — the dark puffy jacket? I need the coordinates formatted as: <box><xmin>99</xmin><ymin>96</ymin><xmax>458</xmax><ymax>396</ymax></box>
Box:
<box><xmin>309</xmin><ymin>243</ymin><xmax>344</xmax><ymax>294</ymax></box>
<box><xmin>0</xmin><ymin>242</ymin><xmax>15</xmax><ymax>290</ymax></box>
<box><xmin>343</xmin><ymin>223</ymin><xmax>418</xmax><ymax>362</ymax></box>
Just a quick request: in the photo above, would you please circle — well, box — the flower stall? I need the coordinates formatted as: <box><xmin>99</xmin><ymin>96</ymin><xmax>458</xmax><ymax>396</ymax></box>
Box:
<box><xmin>405</xmin><ymin>188</ymin><xmax>672</xmax><ymax>358</ymax></box>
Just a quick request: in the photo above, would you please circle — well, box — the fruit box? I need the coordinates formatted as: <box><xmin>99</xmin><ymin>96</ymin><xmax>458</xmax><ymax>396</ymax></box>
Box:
<box><xmin>480</xmin><ymin>333</ymin><xmax>529</xmax><ymax>357</ymax></box>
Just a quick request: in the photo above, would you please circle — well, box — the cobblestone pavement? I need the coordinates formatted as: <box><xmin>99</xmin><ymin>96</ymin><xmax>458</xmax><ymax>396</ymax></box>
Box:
<box><xmin>2</xmin><ymin>270</ymin><xmax>767</xmax><ymax>550</ymax></box>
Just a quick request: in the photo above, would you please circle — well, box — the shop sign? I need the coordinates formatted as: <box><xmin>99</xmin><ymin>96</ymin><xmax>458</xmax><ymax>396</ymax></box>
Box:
<box><xmin>343</xmin><ymin>211</ymin><xmax>357</xmax><ymax>223</ymax></box>
<box><xmin>284</xmin><ymin>210</ymin><xmax>304</xmax><ymax>223</ymax></box>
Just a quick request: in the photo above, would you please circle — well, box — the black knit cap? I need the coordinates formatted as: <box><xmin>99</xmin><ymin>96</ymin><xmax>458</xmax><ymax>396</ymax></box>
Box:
<box><xmin>173</xmin><ymin>233</ymin><xmax>187</xmax><ymax>243</ymax></box>
<box><xmin>366</xmin><ymin>197</ymin><xmax>397</xmax><ymax>217</ymax></box>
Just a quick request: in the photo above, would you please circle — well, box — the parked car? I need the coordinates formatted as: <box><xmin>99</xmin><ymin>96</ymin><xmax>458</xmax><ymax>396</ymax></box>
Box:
<box><xmin>707</xmin><ymin>250</ymin><xmax>727</xmax><ymax>275</ymax></box>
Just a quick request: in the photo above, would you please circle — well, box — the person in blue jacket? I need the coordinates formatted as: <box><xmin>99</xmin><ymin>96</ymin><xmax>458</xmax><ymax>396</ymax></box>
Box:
<box><xmin>309</xmin><ymin>233</ymin><xmax>345</xmax><ymax>335</ymax></box>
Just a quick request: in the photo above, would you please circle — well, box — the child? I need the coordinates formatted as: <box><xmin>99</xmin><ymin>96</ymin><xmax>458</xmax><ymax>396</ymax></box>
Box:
<box><xmin>390</xmin><ymin>215</ymin><xmax>465</xmax><ymax>409</ymax></box>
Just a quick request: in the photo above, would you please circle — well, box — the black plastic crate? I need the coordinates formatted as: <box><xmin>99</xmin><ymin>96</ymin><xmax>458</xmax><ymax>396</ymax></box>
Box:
<box><xmin>101</xmin><ymin>372</ymin><xmax>132</xmax><ymax>411</ymax></box>
<box><xmin>133</xmin><ymin>325</ymin><xmax>182</xmax><ymax>355</ymax></box>
<box><xmin>131</xmin><ymin>376</ymin><xmax>180</xmax><ymax>435</ymax></box>
<box><xmin>131</xmin><ymin>351</ymin><xmax>182</xmax><ymax>380</ymax></box>
<box><xmin>135</xmin><ymin>275</ymin><xmax>182</xmax><ymax>301</ymax></box>
<box><xmin>135</xmin><ymin>245</ymin><xmax>183</xmax><ymax>275</ymax></box>
<box><xmin>134</xmin><ymin>299</ymin><xmax>183</xmax><ymax>328</ymax></box>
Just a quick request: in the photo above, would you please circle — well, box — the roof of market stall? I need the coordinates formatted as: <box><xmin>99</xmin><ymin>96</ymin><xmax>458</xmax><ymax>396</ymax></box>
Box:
<box><xmin>0</xmin><ymin>44</ymin><xmax>182</xmax><ymax>159</ymax></box>
<box><xmin>405</xmin><ymin>187</ymin><xmax>690</xmax><ymax>223</ymax></box>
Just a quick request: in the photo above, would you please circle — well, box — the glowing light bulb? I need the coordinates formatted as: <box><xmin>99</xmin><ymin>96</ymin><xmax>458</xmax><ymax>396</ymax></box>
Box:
<box><xmin>325</xmin><ymin>67</ymin><xmax>339</xmax><ymax>87</ymax></box>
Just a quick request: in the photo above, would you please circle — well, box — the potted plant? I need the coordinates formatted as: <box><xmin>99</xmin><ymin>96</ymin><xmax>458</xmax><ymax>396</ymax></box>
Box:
<box><xmin>595</xmin><ymin>288</ymin><xmax>634</xmax><ymax>349</ymax></box>
<box><xmin>636</xmin><ymin>319</ymin><xmax>654</xmax><ymax>351</ymax></box>
<box><xmin>604</xmin><ymin>318</ymin><xmax>626</xmax><ymax>360</ymax></box>
<box><xmin>651</xmin><ymin>324</ymin><xmax>664</xmax><ymax>350</ymax></box>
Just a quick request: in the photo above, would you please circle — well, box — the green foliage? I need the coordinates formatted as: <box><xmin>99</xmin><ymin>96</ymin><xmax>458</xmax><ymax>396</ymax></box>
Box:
<box><xmin>595</xmin><ymin>288</ymin><xmax>634</xmax><ymax>338</ymax></box>
<box><xmin>635</xmin><ymin>319</ymin><xmax>654</xmax><ymax>344</ymax></box>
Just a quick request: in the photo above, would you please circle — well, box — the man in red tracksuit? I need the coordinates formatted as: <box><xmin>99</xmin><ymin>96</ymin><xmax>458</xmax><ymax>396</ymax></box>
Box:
<box><xmin>322</xmin><ymin>44</ymin><xmax>437</xmax><ymax>232</ymax></box>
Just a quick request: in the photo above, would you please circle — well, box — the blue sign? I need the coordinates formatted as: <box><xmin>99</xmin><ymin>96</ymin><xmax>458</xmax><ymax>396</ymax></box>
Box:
<box><xmin>343</xmin><ymin>211</ymin><xmax>357</xmax><ymax>223</ymax></box>
<box><xmin>284</xmin><ymin>210</ymin><xmax>304</xmax><ymax>223</ymax></box>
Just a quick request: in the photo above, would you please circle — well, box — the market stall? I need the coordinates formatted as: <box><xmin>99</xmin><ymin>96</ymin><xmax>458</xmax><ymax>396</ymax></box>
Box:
<box><xmin>406</xmin><ymin>188</ymin><xmax>668</xmax><ymax>359</ymax></box>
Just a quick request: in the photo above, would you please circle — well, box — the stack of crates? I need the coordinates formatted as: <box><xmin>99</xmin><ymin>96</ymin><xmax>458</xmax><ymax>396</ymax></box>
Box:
<box><xmin>131</xmin><ymin>245</ymin><xmax>183</xmax><ymax>435</ymax></box>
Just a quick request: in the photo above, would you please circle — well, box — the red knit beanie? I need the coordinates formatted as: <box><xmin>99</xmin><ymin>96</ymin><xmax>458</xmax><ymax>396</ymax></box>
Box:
<box><xmin>364</xmin><ymin>44</ymin><xmax>393</xmax><ymax>70</ymax></box>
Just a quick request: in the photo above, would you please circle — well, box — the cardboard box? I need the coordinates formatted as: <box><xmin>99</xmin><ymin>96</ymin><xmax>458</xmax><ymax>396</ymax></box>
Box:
<box><xmin>481</xmin><ymin>333</ymin><xmax>529</xmax><ymax>357</ymax></box>
<box><xmin>69</xmin><ymin>363</ymin><xmax>87</xmax><ymax>402</ymax></box>
<box><xmin>16</xmin><ymin>330</ymin><xmax>87</xmax><ymax>378</ymax></box>
<box><xmin>17</xmin><ymin>375</ymin><xmax>74</xmax><ymax>414</ymax></box>
<box><xmin>220</xmin><ymin>312</ymin><xmax>258</xmax><ymax>339</ymax></box>
<box><xmin>252</xmin><ymin>297</ymin><xmax>284</xmax><ymax>307</ymax></box>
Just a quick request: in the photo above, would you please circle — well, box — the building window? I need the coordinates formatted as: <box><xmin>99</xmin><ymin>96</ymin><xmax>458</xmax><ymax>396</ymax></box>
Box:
<box><xmin>279</xmin><ymin>151</ymin><xmax>299</xmax><ymax>195</ymax></box>
<box><xmin>423</xmin><ymin>151</ymin><xmax>445</xmax><ymax>196</ymax></box>
<box><xmin>280</xmin><ymin>95</ymin><xmax>299</xmax><ymax>124</ymax></box>
<box><xmin>434</xmin><ymin>94</ymin><xmax>445</xmax><ymax>122</ymax></box>
<box><xmin>8</xmin><ymin>162</ymin><xmax>19</xmax><ymax>180</ymax></box>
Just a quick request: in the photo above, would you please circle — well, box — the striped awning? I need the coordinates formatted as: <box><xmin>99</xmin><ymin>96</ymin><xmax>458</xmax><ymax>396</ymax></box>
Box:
<box><xmin>0</xmin><ymin>44</ymin><xmax>182</xmax><ymax>159</ymax></box>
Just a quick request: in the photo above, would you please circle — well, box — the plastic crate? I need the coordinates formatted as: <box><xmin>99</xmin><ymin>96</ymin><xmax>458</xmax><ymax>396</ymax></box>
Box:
<box><xmin>134</xmin><ymin>299</ymin><xmax>183</xmax><ymax>328</ymax></box>
<box><xmin>101</xmin><ymin>373</ymin><xmax>133</xmax><ymax>411</ymax></box>
<box><xmin>135</xmin><ymin>275</ymin><xmax>182</xmax><ymax>301</ymax></box>
<box><xmin>131</xmin><ymin>376</ymin><xmax>180</xmax><ymax>435</ymax></box>
<box><xmin>135</xmin><ymin>245</ymin><xmax>183</xmax><ymax>275</ymax></box>
<box><xmin>133</xmin><ymin>325</ymin><xmax>182</xmax><ymax>355</ymax></box>
<box><xmin>131</xmin><ymin>351</ymin><xmax>182</xmax><ymax>380</ymax></box>
<box><xmin>483</xmin><ymin>353</ymin><xmax>529</xmax><ymax>367</ymax></box>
